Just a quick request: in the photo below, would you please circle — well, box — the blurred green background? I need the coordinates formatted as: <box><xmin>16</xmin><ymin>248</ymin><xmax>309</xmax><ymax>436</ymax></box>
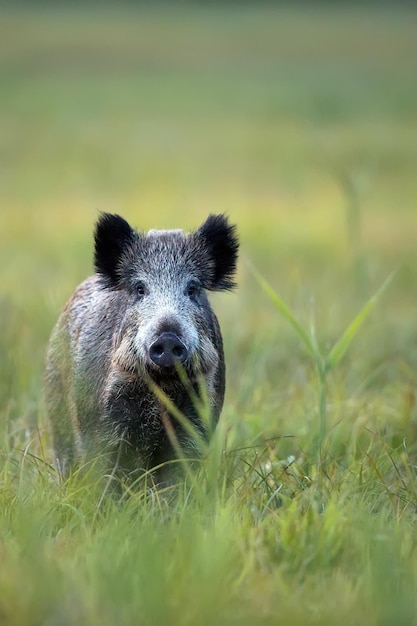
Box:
<box><xmin>2</xmin><ymin>3</ymin><xmax>417</xmax><ymax>417</ymax></box>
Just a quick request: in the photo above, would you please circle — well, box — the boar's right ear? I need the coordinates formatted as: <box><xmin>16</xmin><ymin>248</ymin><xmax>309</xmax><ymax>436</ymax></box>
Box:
<box><xmin>197</xmin><ymin>214</ymin><xmax>239</xmax><ymax>291</ymax></box>
<box><xmin>94</xmin><ymin>213</ymin><xmax>136</xmax><ymax>287</ymax></box>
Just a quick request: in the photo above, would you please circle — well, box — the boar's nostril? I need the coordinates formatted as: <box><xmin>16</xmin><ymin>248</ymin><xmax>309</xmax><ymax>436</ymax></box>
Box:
<box><xmin>149</xmin><ymin>332</ymin><xmax>188</xmax><ymax>368</ymax></box>
<box><xmin>153</xmin><ymin>345</ymin><xmax>164</xmax><ymax>357</ymax></box>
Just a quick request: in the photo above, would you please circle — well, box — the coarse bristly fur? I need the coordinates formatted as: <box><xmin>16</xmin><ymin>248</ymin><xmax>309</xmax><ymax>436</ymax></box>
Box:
<box><xmin>44</xmin><ymin>213</ymin><xmax>239</xmax><ymax>487</ymax></box>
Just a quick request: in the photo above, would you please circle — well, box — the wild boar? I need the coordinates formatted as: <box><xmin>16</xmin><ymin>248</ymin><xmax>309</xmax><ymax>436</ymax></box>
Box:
<box><xmin>44</xmin><ymin>213</ymin><xmax>239</xmax><ymax>485</ymax></box>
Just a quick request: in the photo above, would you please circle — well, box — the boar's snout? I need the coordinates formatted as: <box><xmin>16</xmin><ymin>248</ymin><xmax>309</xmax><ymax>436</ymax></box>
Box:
<box><xmin>149</xmin><ymin>332</ymin><xmax>188</xmax><ymax>369</ymax></box>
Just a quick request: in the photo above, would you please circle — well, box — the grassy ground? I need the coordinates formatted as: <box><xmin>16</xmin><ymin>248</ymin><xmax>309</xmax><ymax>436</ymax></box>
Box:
<box><xmin>1</xmin><ymin>5</ymin><xmax>417</xmax><ymax>624</ymax></box>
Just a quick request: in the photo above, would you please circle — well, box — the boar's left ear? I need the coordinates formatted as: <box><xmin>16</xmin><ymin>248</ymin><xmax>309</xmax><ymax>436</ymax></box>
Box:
<box><xmin>197</xmin><ymin>214</ymin><xmax>239</xmax><ymax>291</ymax></box>
<box><xmin>94</xmin><ymin>213</ymin><xmax>136</xmax><ymax>287</ymax></box>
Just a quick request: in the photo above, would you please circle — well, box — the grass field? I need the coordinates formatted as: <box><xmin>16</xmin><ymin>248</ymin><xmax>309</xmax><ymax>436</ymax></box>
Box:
<box><xmin>1</xmin><ymin>4</ymin><xmax>417</xmax><ymax>624</ymax></box>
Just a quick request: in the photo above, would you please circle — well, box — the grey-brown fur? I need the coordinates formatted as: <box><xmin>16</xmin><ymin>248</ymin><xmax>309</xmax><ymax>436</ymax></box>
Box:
<box><xmin>44</xmin><ymin>213</ymin><xmax>239</xmax><ymax>484</ymax></box>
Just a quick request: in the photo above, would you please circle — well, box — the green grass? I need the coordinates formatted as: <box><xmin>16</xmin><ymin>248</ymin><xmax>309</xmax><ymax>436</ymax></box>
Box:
<box><xmin>1</xmin><ymin>4</ymin><xmax>417</xmax><ymax>624</ymax></box>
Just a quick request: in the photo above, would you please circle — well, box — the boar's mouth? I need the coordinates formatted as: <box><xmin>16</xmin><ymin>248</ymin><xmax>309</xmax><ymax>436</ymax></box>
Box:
<box><xmin>144</xmin><ymin>360</ymin><xmax>200</xmax><ymax>392</ymax></box>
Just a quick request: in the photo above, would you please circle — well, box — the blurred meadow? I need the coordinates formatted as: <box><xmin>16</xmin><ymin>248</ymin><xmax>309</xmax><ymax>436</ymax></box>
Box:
<box><xmin>1</xmin><ymin>3</ymin><xmax>417</xmax><ymax>625</ymax></box>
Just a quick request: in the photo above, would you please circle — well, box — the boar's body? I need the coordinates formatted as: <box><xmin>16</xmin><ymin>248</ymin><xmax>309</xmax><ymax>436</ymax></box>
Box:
<box><xmin>45</xmin><ymin>214</ymin><xmax>238</xmax><ymax>483</ymax></box>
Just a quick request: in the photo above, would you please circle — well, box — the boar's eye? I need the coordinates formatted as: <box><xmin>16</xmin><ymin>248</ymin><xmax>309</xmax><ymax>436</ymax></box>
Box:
<box><xmin>134</xmin><ymin>280</ymin><xmax>147</xmax><ymax>297</ymax></box>
<box><xmin>185</xmin><ymin>280</ymin><xmax>201</xmax><ymax>299</ymax></box>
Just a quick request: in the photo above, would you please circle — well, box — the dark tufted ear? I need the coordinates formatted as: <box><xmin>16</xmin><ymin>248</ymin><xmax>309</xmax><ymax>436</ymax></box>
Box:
<box><xmin>196</xmin><ymin>214</ymin><xmax>239</xmax><ymax>291</ymax></box>
<box><xmin>94</xmin><ymin>213</ymin><xmax>136</xmax><ymax>287</ymax></box>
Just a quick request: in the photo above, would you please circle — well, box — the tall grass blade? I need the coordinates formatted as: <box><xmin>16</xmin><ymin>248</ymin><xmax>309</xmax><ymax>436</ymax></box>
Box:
<box><xmin>250</xmin><ymin>264</ymin><xmax>319</xmax><ymax>360</ymax></box>
<box><xmin>148</xmin><ymin>382</ymin><xmax>208</xmax><ymax>501</ymax></box>
<box><xmin>149</xmin><ymin>382</ymin><xmax>208</xmax><ymax>454</ymax></box>
<box><xmin>326</xmin><ymin>272</ymin><xmax>395</xmax><ymax>370</ymax></box>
